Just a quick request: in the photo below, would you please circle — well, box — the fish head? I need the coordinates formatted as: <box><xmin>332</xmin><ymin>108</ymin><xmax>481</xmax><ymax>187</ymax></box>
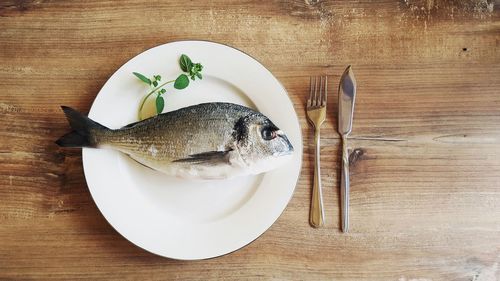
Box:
<box><xmin>233</xmin><ymin>113</ymin><xmax>294</xmax><ymax>174</ymax></box>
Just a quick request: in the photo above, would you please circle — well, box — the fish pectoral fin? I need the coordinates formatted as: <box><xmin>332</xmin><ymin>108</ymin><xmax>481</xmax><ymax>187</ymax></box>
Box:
<box><xmin>128</xmin><ymin>156</ymin><xmax>157</xmax><ymax>171</ymax></box>
<box><xmin>173</xmin><ymin>150</ymin><xmax>232</xmax><ymax>165</ymax></box>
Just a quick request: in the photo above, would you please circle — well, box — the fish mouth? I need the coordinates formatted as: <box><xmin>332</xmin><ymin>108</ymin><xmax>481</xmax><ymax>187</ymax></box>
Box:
<box><xmin>274</xmin><ymin>134</ymin><xmax>294</xmax><ymax>157</ymax></box>
<box><xmin>282</xmin><ymin>134</ymin><xmax>294</xmax><ymax>152</ymax></box>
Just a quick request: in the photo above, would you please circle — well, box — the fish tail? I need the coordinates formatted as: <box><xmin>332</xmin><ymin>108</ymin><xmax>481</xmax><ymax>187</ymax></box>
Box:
<box><xmin>56</xmin><ymin>106</ymin><xmax>109</xmax><ymax>148</ymax></box>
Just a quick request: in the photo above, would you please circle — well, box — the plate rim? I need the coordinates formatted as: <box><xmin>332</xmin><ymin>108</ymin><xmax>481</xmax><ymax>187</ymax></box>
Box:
<box><xmin>82</xmin><ymin>39</ymin><xmax>303</xmax><ymax>260</ymax></box>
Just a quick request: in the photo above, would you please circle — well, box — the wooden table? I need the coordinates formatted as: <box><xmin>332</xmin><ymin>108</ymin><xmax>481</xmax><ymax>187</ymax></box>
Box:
<box><xmin>1</xmin><ymin>1</ymin><xmax>499</xmax><ymax>280</ymax></box>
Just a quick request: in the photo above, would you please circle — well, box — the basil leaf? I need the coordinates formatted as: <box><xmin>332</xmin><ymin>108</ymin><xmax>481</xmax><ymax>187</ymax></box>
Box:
<box><xmin>156</xmin><ymin>95</ymin><xmax>164</xmax><ymax>114</ymax></box>
<box><xmin>174</xmin><ymin>74</ymin><xmax>189</xmax><ymax>89</ymax></box>
<box><xmin>179</xmin><ymin>54</ymin><xmax>192</xmax><ymax>72</ymax></box>
<box><xmin>194</xmin><ymin>63</ymin><xmax>203</xmax><ymax>72</ymax></box>
<box><xmin>152</xmin><ymin>80</ymin><xmax>158</xmax><ymax>87</ymax></box>
<box><xmin>133</xmin><ymin>72</ymin><xmax>151</xmax><ymax>85</ymax></box>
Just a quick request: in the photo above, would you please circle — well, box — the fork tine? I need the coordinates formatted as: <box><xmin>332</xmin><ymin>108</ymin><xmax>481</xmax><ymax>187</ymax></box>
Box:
<box><xmin>319</xmin><ymin>76</ymin><xmax>324</xmax><ymax>106</ymax></box>
<box><xmin>308</xmin><ymin>77</ymin><xmax>313</xmax><ymax>106</ymax></box>
<box><xmin>313</xmin><ymin>76</ymin><xmax>318</xmax><ymax>106</ymax></box>
<box><xmin>322</xmin><ymin>76</ymin><xmax>328</xmax><ymax>106</ymax></box>
<box><xmin>308</xmin><ymin>77</ymin><xmax>312</xmax><ymax>106</ymax></box>
<box><xmin>307</xmin><ymin>76</ymin><xmax>329</xmax><ymax>108</ymax></box>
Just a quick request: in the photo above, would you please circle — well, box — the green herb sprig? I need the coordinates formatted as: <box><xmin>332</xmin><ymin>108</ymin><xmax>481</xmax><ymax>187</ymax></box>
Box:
<box><xmin>133</xmin><ymin>54</ymin><xmax>203</xmax><ymax>119</ymax></box>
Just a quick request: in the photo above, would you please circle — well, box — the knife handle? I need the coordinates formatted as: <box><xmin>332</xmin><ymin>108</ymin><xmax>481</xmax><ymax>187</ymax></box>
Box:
<box><xmin>340</xmin><ymin>136</ymin><xmax>350</xmax><ymax>233</ymax></box>
<box><xmin>310</xmin><ymin>129</ymin><xmax>325</xmax><ymax>227</ymax></box>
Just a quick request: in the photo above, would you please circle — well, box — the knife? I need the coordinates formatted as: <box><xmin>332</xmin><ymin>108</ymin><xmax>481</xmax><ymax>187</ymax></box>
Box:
<box><xmin>338</xmin><ymin>65</ymin><xmax>356</xmax><ymax>233</ymax></box>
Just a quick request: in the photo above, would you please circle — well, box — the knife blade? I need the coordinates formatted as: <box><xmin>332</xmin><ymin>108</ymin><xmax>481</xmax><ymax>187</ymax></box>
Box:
<box><xmin>338</xmin><ymin>65</ymin><xmax>356</xmax><ymax>233</ymax></box>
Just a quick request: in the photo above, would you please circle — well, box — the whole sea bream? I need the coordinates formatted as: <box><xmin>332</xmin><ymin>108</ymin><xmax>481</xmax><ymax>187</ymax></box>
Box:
<box><xmin>56</xmin><ymin>102</ymin><xmax>294</xmax><ymax>179</ymax></box>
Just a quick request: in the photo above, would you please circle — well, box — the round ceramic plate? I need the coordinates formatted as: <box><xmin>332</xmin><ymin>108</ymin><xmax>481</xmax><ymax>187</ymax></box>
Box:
<box><xmin>82</xmin><ymin>40</ymin><xmax>302</xmax><ymax>260</ymax></box>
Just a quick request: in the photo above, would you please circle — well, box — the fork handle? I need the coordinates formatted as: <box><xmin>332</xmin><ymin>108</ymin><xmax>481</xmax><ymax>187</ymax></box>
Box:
<box><xmin>310</xmin><ymin>128</ymin><xmax>325</xmax><ymax>227</ymax></box>
<box><xmin>340</xmin><ymin>135</ymin><xmax>350</xmax><ymax>233</ymax></box>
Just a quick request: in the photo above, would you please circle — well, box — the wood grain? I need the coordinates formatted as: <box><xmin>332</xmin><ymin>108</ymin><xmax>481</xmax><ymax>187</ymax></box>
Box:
<box><xmin>1</xmin><ymin>0</ymin><xmax>499</xmax><ymax>280</ymax></box>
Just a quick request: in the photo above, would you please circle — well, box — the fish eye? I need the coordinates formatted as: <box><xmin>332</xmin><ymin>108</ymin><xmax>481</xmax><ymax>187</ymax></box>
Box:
<box><xmin>261</xmin><ymin>128</ymin><xmax>277</xmax><ymax>140</ymax></box>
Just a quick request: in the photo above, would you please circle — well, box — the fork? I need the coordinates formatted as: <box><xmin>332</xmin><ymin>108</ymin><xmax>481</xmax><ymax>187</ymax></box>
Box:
<box><xmin>306</xmin><ymin>76</ymin><xmax>327</xmax><ymax>228</ymax></box>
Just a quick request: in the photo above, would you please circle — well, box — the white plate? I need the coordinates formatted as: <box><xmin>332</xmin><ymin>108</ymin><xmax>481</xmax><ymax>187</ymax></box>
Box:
<box><xmin>83</xmin><ymin>40</ymin><xmax>302</xmax><ymax>260</ymax></box>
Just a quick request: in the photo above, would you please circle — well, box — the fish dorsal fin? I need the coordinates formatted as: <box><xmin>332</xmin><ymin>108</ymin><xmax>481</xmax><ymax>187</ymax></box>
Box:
<box><xmin>121</xmin><ymin>114</ymin><xmax>162</xmax><ymax>129</ymax></box>
<box><xmin>172</xmin><ymin>150</ymin><xmax>232</xmax><ymax>165</ymax></box>
<box><xmin>121</xmin><ymin>120</ymin><xmax>142</xmax><ymax>129</ymax></box>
